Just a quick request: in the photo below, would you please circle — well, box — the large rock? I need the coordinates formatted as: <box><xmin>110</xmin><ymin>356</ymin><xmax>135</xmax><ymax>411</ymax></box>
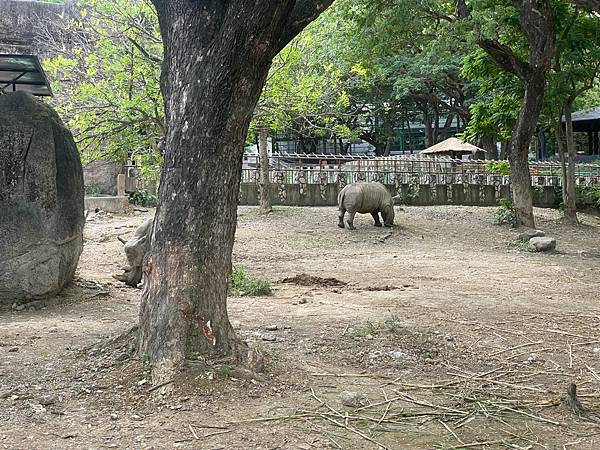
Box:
<box><xmin>0</xmin><ymin>92</ymin><xmax>84</xmax><ymax>302</ymax></box>
<box><xmin>528</xmin><ymin>237</ymin><xmax>557</xmax><ymax>253</ymax></box>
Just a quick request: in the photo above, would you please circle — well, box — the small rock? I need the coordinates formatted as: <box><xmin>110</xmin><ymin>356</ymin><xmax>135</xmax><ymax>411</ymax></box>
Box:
<box><xmin>339</xmin><ymin>391</ymin><xmax>369</xmax><ymax>408</ymax></box>
<box><xmin>110</xmin><ymin>413</ymin><xmax>119</xmax><ymax>421</ymax></box>
<box><xmin>298</xmin><ymin>298</ymin><xmax>307</xmax><ymax>305</ymax></box>
<box><xmin>48</xmin><ymin>327</ymin><xmax>59</xmax><ymax>333</ymax></box>
<box><xmin>37</xmin><ymin>395</ymin><xmax>57</xmax><ymax>406</ymax></box>
<box><xmin>15</xmin><ymin>305</ymin><xmax>25</xmax><ymax>312</ymax></box>
<box><xmin>265</xmin><ymin>325</ymin><xmax>278</xmax><ymax>331</ymax></box>
<box><xmin>390</xmin><ymin>350</ymin><xmax>407</xmax><ymax>359</ymax></box>
<box><xmin>261</xmin><ymin>336</ymin><xmax>276</xmax><ymax>342</ymax></box>
<box><xmin>528</xmin><ymin>237</ymin><xmax>556</xmax><ymax>252</ymax></box>
<box><xmin>137</xmin><ymin>379</ymin><xmax>148</xmax><ymax>386</ymax></box>
<box><xmin>7</xmin><ymin>347</ymin><xmax>19</xmax><ymax>353</ymax></box>
<box><xmin>517</xmin><ymin>229</ymin><xmax>545</xmax><ymax>241</ymax></box>
<box><xmin>365</xmin><ymin>334</ymin><xmax>374</xmax><ymax>340</ymax></box>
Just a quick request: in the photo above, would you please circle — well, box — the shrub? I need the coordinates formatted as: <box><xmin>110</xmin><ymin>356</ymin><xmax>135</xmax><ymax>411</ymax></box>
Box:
<box><xmin>228</xmin><ymin>267</ymin><xmax>272</xmax><ymax>297</ymax></box>
<box><xmin>84</xmin><ymin>184</ymin><xmax>102</xmax><ymax>196</ymax></box>
<box><xmin>494</xmin><ymin>197</ymin><xmax>518</xmax><ymax>227</ymax></box>
<box><xmin>486</xmin><ymin>160</ymin><xmax>511</xmax><ymax>176</ymax></box>
<box><xmin>576</xmin><ymin>184</ymin><xmax>600</xmax><ymax>210</ymax></box>
<box><xmin>129</xmin><ymin>189</ymin><xmax>157</xmax><ymax>207</ymax></box>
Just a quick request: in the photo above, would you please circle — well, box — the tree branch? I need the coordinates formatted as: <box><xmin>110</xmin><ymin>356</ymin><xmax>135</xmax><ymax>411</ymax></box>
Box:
<box><xmin>478</xmin><ymin>39</ymin><xmax>532</xmax><ymax>82</ymax></box>
<box><xmin>276</xmin><ymin>0</ymin><xmax>335</xmax><ymax>52</ymax></box>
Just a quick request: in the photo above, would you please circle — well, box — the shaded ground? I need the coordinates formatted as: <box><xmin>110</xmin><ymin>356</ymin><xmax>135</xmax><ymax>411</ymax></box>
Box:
<box><xmin>1</xmin><ymin>205</ymin><xmax>600</xmax><ymax>449</ymax></box>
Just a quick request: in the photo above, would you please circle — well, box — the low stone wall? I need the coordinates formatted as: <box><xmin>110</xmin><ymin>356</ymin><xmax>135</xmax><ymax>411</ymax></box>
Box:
<box><xmin>85</xmin><ymin>196</ymin><xmax>130</xmax><ymax>213</ymax></box>
<box><xmin>239</xmin><ymin>183</ymin><xmax>560</xmax><ymax>208</ymax></box>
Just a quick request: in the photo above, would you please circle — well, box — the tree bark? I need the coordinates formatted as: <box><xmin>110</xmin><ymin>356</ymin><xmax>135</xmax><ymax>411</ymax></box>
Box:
<box><xmin>479</xmin><ymin>136</ymin><xmax>498</xmax><ymax>160</ymax></box>
<box><xmin>139</xmin><ymin>0</ymin><xmax>333</xmax><ymax>381</ymax></box>
<box><xmin>258</xmin><ymin>126</ymin><xmax>272</xmax><ymax>214</ymax></box>
<box><xmin>562</xmin><ymin>103</ymin><xmax>579</xmax><ymax>224</ymax></box>
<box><xmin>509</xmin><ymin>73</ymin><xmax>545</xmax><ymax>228</ymax></box>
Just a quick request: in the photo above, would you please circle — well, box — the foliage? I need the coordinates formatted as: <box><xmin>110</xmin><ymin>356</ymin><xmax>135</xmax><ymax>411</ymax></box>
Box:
<box><xmin>486</xmin><ymin>160</ymin><xmax>511</xmax><ymax>176</ymax></box>
<box><xmin>576</xmin><ymin>184</ymin><xmax>600</xmax><ymax>209</ymax></box>
<box><xmin>129</xmin><ymin>189</ymin><xmax>157</xmax><ymax>208</ymax></box>
<box><xmin>494</xmin><ymin>197</ymin><xmax>518</xmax><ymax>227</ymax></box>
<box><xmin>84</xmin><ymin>184</ymin><xmax>102</xmax><ymax>196</ymax></box>
<box><xmin>42</xmin><ymin>0</ymin><xmax>164</xmax><ymax>166</ymax></box>
<box><xmin>227</xmin><ymin>268</ymin><xmax>272</xmax><ymax>297</ymax></box>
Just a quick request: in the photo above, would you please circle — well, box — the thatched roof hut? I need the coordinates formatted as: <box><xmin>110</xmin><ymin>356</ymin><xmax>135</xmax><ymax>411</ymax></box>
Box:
<box><xmin>420</xmin><ymin>137</ymin><xmax>486</xmax><ymax>159</ymax></box>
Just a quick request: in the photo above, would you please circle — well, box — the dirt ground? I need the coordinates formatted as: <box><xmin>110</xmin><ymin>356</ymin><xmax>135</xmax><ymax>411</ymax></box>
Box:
<box><xmin>1</xmin><ymin>205</ymin><xmax>600</xmax><ymax>449</ymax></box>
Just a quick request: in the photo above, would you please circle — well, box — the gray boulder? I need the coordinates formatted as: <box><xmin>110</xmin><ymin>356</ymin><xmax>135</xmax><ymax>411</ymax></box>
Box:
<box><xmin>528</xmin><ymin>237</ymin><xmax>556</xmax><ymax>252</ymax></box>
<box><xmin>517</xmin><ymin>229</ymin><xmax>545</xmax><ymax>241</ymax></box>
<box><xmin>0</xmin><ymin>92</ymin><xmax>84</xmax><ymax>302</ymax></box>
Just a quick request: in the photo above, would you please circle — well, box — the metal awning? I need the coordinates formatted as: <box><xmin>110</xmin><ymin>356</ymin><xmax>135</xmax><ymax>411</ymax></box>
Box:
<box><xmin>0</xmin><ymin>54</ymin><xmax>52</xmax><ymax>97</ymax></box>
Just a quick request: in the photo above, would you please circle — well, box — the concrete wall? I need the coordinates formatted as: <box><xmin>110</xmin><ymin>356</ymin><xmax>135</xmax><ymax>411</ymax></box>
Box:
<box><xmin>83</xmin><ymin>157</ymin><xmax>124</xmax><ymax>196</ymax></box>
<box><xmin>239</xmin><ymin>183</ymin><xmax>560</xmax><ymax>208</ymax></box>
<box><xmin>0</xmin><ymin>1</ymin><xmax>69</xmax><ymax>54</ymax></box>
<box><xmin>84</xmin><ymin>196</ymin><xmax>129</xmax><ymax>213</ymax></box>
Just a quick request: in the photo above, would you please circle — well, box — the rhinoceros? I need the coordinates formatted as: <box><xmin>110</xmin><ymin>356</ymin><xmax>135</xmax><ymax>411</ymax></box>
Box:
<box><xmin>113</xmin><ymin>217</ymin><xmax>153</xmax><ymax>287</ymax></box>
<box><xmin>338</xmin><ymin>182</ymin><xmax>399</xmax><ymax>230</ymax></box>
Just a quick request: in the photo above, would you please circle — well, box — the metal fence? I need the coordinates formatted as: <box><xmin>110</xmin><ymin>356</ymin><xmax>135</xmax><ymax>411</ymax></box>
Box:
<box><xmin>241</xmin><ymin>154</ymin><xmax>600</xmax><ymax>187</ymax></box>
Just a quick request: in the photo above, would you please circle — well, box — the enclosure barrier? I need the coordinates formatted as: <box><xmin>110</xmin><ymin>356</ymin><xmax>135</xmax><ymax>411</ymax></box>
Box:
<box><xmin>239</xmin><ymin>154</ymin><xmax>600</xmax><ymax>208</ymax></box>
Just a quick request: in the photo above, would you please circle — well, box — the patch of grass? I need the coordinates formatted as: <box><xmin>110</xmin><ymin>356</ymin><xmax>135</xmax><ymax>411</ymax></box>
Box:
<box><xmin>228</xmin><ymin>267</ymin><xmax>272</xmax><ymax>297</ymax></box>
<box><xmin>140</xmin><ymin>352</ymin><xmax>152</xmax><ymax>368</ymax></box>
<box><xmin>186</xmin><ymin>351</ymin><xmax>199</xmax><ymax>361</ymax></box>
<box><xmin>218</xmin><ymin>365</ymin><xmax>231</xmax><ymax>378</ymax></box>
<box><xmin>17</xmin><ymin>292</ymin><xmax>28</xmax><ymax>304</ymax></box>
<box><xmin>350</xmin><ymin>316</ymin><xmax>404</xmax><ymax>337</ymax></box>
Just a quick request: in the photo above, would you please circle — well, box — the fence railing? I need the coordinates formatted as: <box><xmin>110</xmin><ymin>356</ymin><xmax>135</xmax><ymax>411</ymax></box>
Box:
<box><xmin>241</xmin><ymin>154</ymin><xmax>600</xmax><ymax>187</ymax></box>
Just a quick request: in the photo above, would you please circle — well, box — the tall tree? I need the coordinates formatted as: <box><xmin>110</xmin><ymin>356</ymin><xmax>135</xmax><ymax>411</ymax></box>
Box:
<box><xmin>465</xmin><ymin>0</ymin><xmax>557</xmax><ymax>228</ymax></box>
<box><xmin>139</xmin><ymin>1</ymin><xmax>334</xmax><ymax>381</ymax></box>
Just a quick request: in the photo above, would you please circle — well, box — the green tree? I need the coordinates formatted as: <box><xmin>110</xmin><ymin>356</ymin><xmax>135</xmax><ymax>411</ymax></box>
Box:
<box><xmin>43</xmin><ymin>0</ymin><xmax>164</xmax><ymax>175</ymax></box>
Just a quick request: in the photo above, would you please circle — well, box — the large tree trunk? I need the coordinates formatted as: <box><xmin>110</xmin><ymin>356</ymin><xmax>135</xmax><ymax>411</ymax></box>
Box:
<box><xmin>479</xmin><ymin>136</ymin><xmax>498</xmax><ymax>160</ymax></box>
<box><xmin>139</xmin><ymin>0</ymin><xmax>333</xmax><ymax>381</ymax></box>
<box><xmin>258</xmin><ymin>127</ymin><xmax>272</xmax><ymax>214</ymax></box>
<box><xmin>476</xmin><ymin>0</ymin><xmax>556</xmax><ymax>229</ymax></box>
<box><xmin>563</xmin><ymin>103</ymin><xmax>579</xmax><ymax>224</ymax></box>
<box><xmin>509</xmin><ymin>74</ymin><xmax>545</xmax><ymax>228</ymax></box>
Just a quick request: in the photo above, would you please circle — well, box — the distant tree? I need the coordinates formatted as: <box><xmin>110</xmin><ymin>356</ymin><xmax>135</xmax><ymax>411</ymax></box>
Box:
<box><xmin>42</xmin><ymin>0</ymin><xmax>164</xmax><ymax>173</ymax></box>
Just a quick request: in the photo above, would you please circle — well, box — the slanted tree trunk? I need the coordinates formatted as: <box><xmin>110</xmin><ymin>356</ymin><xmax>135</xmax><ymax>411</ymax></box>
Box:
<box><xmin>478</xmin><ymin>1</ymin><xmax>556</xmax><ymax>228</ymax></box>
<box><xmin>509</xmin><ymin>72</ymin><xmax>545</xmax><ymax>228</ymax></box>
<box><xmin>562</xmin><ymin>102</ymin><xmax>579</xmax><ymax>224</ymax></box>
<box><xmin>139</xmin><ymin>0</ymin><xmax>333</xmax><ymax>381</ymax></box>
<box><xmin>258</xmin><ymin>126</ymin><xmax>272</xmax><ymax>214</ymax></box>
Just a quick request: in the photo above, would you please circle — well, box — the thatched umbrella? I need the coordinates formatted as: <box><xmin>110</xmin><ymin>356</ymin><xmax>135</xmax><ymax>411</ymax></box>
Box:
<box><xmin>420</xmin><ymin>137</ymin><xmax>486</xmax><ymax>159</ymax></box>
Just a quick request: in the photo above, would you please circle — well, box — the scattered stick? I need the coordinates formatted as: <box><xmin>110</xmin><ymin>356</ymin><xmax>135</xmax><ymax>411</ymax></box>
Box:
<box><xmin>568</xmin><ymin>343</ymin><xmax>574</xmax><ymax>369</ymax></box>
<box><xmin>204</xmin><ymin>430</ymin><xmax>231</xmax><ymax>438</ymax></box>
<box><xmin>148</xmin><ymin>379</ymin><xmax>174</xmax><ymax>393</ymax></box>
<box><xmin>438</xmin><ymin>420</ymin><xmax>464</xmax><ymax>445</ymax></box>
<box><xmin>447</xmin><ymin>372</ymin><xmax>546</xmax><ymax>393</ymax></box>
<box><xmin>310</xmin><ymin>372</ymin><xmax>387</xmax><ymax>379</ymax></box>
<box><xmin>319</xmin><ymin>414</ymin><xmax>389</xmax><ymax>449</ymax></box>
<box><xmin>490</xmin><ymin>341</ymin><xmax>543</xmax><ymax>357</ymax></box>
<box><xmin>341</xmin><ymin>324</ymin><xmax>350</xmax><ymax>336</ymax></box>
<box><xmin>585</xmin><ymin>363</ymin><xmax>600</xmax><ymax>383</ymax></box>
<box><xmin>188</xmin><ymin>424</ymin><xmax>199</xmax><ymax>440</ymax></box>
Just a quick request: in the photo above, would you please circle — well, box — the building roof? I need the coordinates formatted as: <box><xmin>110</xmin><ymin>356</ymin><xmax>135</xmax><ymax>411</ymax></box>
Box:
<box><xmin>0</xmin><ymin>54</ymin><xmax>52</xmax><ymax>97</ymax></box>
<box><xmin>569</xmin><ymin>106</ymin><xmax>600</xmax><ymax>132</ymax></box>
<box><xmin>420</xmin><ymin>137</ymin><xmax>485</xmax><ymax>155</ymax></box>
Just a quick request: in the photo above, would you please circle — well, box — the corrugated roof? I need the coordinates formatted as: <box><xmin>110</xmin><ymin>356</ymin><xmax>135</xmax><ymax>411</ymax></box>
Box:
<box><xmin>0</xmin><ymin>54</ymin><xmax>52</xmax><ymax>97</ymax></box>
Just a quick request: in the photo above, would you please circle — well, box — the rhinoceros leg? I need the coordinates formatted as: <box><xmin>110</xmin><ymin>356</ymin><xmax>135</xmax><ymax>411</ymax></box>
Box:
<box><xmin>338</xmin><ymin>208</ymin><xmax>345</xmax><ymax>228</ymax></box>
<box><xmin>346</xmin><ymin>211</ymin><xmax>356</xmax><ymax>230</ymax></box>
<box><xmin>371</xmin><ymin>212</ymin><xmax>382</xmax><ymax>227</ymax></box>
